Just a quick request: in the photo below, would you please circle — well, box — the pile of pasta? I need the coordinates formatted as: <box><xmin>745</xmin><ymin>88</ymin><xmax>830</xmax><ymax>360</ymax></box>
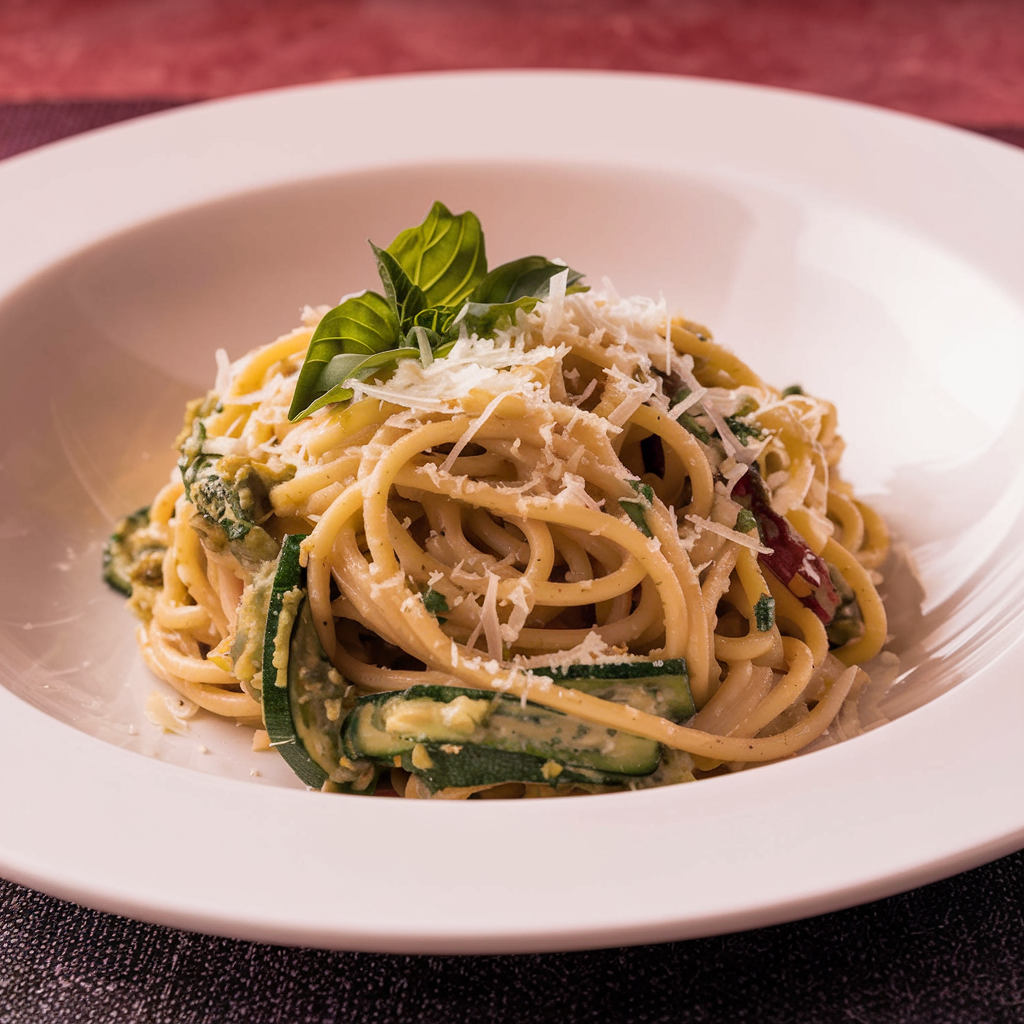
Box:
<box><xmin>129</xmin><ymin>281</ymin><xmax>889</xmax><ymax>796</ymax></box>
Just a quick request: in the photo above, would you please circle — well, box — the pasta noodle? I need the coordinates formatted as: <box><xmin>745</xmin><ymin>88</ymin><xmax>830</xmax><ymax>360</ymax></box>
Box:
<box><xmin>106</xmin><ymin>208</ymin><xmax>891</xmax><ymax>799</ymax></box>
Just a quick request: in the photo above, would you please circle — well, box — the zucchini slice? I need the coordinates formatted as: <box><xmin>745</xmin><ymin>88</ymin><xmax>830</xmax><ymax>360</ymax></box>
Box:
<box><xmin>261</xmin><ymin>535</ymin><xmax>376</xmax><ymax>793</ymax></box>
<box><xmin>342</xmin><ymin>684</ymin><xmax>661</xmax><ymax>792</ymax></box>
<box><xmin>529</xmin><ymin>659</ymin><xmax>695</xmax><ymax>721</ymax></box>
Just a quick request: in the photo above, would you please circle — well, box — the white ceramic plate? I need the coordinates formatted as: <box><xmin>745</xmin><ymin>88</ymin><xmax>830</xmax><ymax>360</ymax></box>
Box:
<box><xmin>2</xmin><ymin>71</ymin><xmax>1024</xmax><ymax>954</ymax></box>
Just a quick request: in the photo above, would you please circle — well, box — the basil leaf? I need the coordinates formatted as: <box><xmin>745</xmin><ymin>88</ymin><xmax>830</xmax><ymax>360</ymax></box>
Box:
<box><xmin>371</xmin><ymin>244</ymin><xmax>428</xmax><ymax>325</ymax></box>
<box><xmin>307</xmin><ymin>290</ymin><xmax>399</xmax><ymax>355</ymax></box>
<box><xmin>288</xmin><ymin>291</ymin><xmax>400</xmax><ymax>420</ymax></box>
<box><xmin>457</xmin><ymin>297</ymin><xmax>540</xmax><ymax>338</ymax></box>
<box><xmin>409</xmin><ymin>304</ymin><xmax>460</xmax><ymax>336</ymax></box>
<box><xmin>405</xmin><ymin>324</ymin><xmax>443</xmax><ymax>356</ymax></box>
<box><xmin>386</xmin><ymin>201</ymin><xmax>487</xmax><ymax>307</ymax></box>
<box><xmin>470</xmin><ymin>256</ymin><xmax>585</xmax><ymax>304</ymax></box>
<box><xmin>289</xmin><ymin>346</ymin><xmax>419</xmax><ymax>421</ymax></box>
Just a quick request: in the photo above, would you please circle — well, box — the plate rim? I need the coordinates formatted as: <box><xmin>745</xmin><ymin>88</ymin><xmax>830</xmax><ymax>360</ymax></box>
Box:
<box><xmin>2</xmin><ymin>69</ymin><xmax>1024</xmax><ymax>953</ymax></box>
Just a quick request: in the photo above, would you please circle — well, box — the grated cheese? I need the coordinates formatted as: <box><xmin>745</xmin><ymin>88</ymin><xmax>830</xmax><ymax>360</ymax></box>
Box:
<box><xmin>684</xmin><ymin>514</ymin><xmax>774</xmax><ymax>554</ymax></box>
<box><xmin>214</xmin><ymin>347</ymin><xmax>232</xmax><ymax>398</ymax></box>
<box><xmin>201</xmin><ymin>436</ymin><xmax>249</xmax><ymax>457</ymax></box>
<box><xmin>440</xmin><ymin>390</ymin><xmax>514</xmax><ymax>473</ymax></box>
<box><xmin>500</xmin><ymin>580</ymin><xmax>532</xmax><ymax>646</ymax></box>
<box><xmin>604</xmin><ymin>365</ymin><xmax>659</xmax><ymax>427</ymax></box>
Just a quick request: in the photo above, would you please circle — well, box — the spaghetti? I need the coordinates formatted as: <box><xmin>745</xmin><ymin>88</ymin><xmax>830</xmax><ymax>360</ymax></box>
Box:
<box><xmin>107</xmin><ymin>206</ymin><xmax>890</xmax><ymax>799</ymax></box>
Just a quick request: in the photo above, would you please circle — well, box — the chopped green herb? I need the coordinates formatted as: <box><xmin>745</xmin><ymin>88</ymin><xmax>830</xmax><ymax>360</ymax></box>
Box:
<box><xmin>679</xmin><ymin>413</ymin><xmax>711</xmax><ymax>444</ymax></box>
<box><xmin>423</xmin><ymin>588</ymin><xmax>449</xmax><ymax>616</ymax></box>
<box><xmin>621</xmin><ymin>480</ymin><xmax>655</xmax><ymax>538</ymax></box>
<box><xmin>825</xmin><ymin>562</ymin><xmax>863</xmax><ymax>648</ymax></box>
<box><xmin>754</xmin><ymin>594</ymin><xmax>776</xmax><ymax>632</ymax></box>
<box><xmin>781</xmin><ymin>384</ymin><xmax>804</xmax><ymax>397</ymax></box>
<box><xmin>734</xmin><ymin>508</ymin><xmax>758</xmax><ymax>535</ymax></box>
<box><xmin>724</xmin><ymin>414</ymin><xmax>764</xmax><ymax>444</ymax></box>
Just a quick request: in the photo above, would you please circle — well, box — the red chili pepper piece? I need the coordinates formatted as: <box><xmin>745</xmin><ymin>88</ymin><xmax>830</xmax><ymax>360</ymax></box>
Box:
<box><xmin>732</xmin><ymin>468</ymin><xmax>840</xmax><ymax>624</ymax></box>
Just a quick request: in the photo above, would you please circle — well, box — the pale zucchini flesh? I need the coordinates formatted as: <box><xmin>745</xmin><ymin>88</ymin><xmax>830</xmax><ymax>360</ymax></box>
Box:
<box><xmin>342</xmin><ymin>684</ymin><xmax>662</xmax><ymax>792</ymax></box>
<box><xmin>529</xmin><ymin>659</ymin><xmax>695</xmax><ymax>721</ymax></box>
<box><xmin>260</xmin><ymin>535</ymin><xmax>376</xmax><ymax>793</ymax></box>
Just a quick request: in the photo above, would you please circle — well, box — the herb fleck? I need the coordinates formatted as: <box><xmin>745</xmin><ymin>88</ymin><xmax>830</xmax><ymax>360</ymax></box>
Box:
<box><xmin>621</xmin><ymin>480</ymin><xmax>655</xmax><ymax>538</ymax></box>
<box><xmin>754</xmin><ymin>594</ymin><xmax>776</xmax><ymax>632</ymax></box>
<box><xmin>735</xmin><ymin>508</ymin><xmax>758</xmax><ymax>535</ymax></box>
<box><xmin>679</xmin><ymin>413</ymin><xmax>711</xmax><ymax>444</ymax></box>
<box><xmin>423</xmin><ymin>588</ymin><xmax>449</xmax><ymax>617</ymax></box>
<box><xmin>724</xmin><ymin>414</ymin><xmax>764</xmax><ymax>444</ymax></box>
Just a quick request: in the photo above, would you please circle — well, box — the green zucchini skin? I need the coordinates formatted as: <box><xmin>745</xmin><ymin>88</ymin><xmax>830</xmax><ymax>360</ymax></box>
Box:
<box><xmin>260</xmin><ymin>535</ymin><xmax>376</xmax><ymax>794</ymax></box>
<box><xmin>102</xmin><ymin>506</ymin><xmax>164</xmax><ymax>596</ymax></box>
<box><xmin>342</xmin><ymin>684</ymin><xmax>661</xmax><ymax>792</ymax></box>
<box><xmin>394</xmin><ymin>744</ymin><xmax>621</xmax><ymax>792</ymax></box>
<box><xmin>529</xmin><ymin>659</ymin><xmax>695</xmax><ymax>722</ymax></box>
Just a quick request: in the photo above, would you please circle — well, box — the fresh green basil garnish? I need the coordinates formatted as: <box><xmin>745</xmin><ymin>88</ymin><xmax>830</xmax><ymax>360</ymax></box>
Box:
<box><xmin>287</xmin><ymin>201</ymin><xmax>587</xmax><ymax>422</ymax></box>
<box><xmin>306</xmin><ymin>290</ymin><xmax>398</xmax><ymax>356</ymax></box>
<box><xmin>470</xmin><ymin>255</ymin><xmax>584</xmax><ymax>305</ymax></box>
<box><xmin>288</xmin><ymin>291</ymin><xmax>403</xmax><ymax>419</ymax></box>
<box><xmin>457</xmin><ymin>300</ymin><xmax>536</xmax><ymax>339</ymax></box>
<box><xmin>459</xmin><ymin>256</ymin><xmax>587</xmax><ymax>338</ymax></box>
<box><xmin>294</xmin><ymin>347</ymin><xmax>421</xmax><ymax>419</ymax></box>
<box><xmin>371</xmin><ymin>244</ymin><xmax>429</xmax><ymax>325</ymax></box>
<box><xmin>386</xmin><ymin>202</ymin><xmax>487</xmax><ymax>307</ymax></box>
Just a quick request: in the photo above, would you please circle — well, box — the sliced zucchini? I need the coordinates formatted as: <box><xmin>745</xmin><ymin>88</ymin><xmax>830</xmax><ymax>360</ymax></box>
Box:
<box><xmin>343</xmin><ymin>684</ymin><xmax>661</xmax><ymax>792</ymax></box>
<box><xmin>102</xmin><ymin>506</ymin><xmax>165</xmax><ymax>596</ymax></box>
<box><xmin>529</xmin><ymin>659</ymin><xmax>694</xmax><ymax>722</ymax></box>
<box><xmin>228</xmin><ymin>559</ymin><xmax>278</xmax><ymax>687</ymax></box>
<box><xmin>261</xmin><ymin>535</ymin><xmax>376</xmax><ymax>793</ymax></box>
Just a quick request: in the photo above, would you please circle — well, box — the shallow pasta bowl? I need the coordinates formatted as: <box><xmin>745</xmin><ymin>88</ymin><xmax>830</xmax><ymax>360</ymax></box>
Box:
<box><xmin>0</xmin><ymin>71</ymin><xmax>1023</xmax><ymax>953</ymax></box>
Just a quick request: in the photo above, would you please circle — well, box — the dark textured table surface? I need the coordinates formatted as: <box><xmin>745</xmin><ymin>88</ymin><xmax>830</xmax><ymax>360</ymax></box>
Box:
<box><xmin>4</xmin><ymin>4</ymin><xmax>1024</xmax><ymax>1015</ymax></box>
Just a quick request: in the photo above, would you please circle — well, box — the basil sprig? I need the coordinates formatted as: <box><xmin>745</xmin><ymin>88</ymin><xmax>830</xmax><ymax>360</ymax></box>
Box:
<box><xmin>287</xmin><ymin>201</ymin><xmax>585</xmax><ymax>421</ymax></box>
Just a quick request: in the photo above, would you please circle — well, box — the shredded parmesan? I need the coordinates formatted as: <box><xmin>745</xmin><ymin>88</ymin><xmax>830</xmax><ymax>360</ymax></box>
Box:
<box><xmin>604</xmin><ymin>366</ymin><xmax>659</xmax><ymax>427</ymax></box>
<box><xmin>214</xmin><ymin>348</ymin><xmax>232</xmax><ymax>398</ymax></box>
<box><xmin>201</xmin><ymin>436</ymin><xmax>249</xmax><ymax>457</ymax></box>
<box><xmin>684</xmin><ymin>514</ymin><xmax>774</xmax><ymax>554</ymax></box>
<box><xmin>440</xmin><ymin>390</ymin><xmax>514</xmax><ymax>473</ymax></box>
